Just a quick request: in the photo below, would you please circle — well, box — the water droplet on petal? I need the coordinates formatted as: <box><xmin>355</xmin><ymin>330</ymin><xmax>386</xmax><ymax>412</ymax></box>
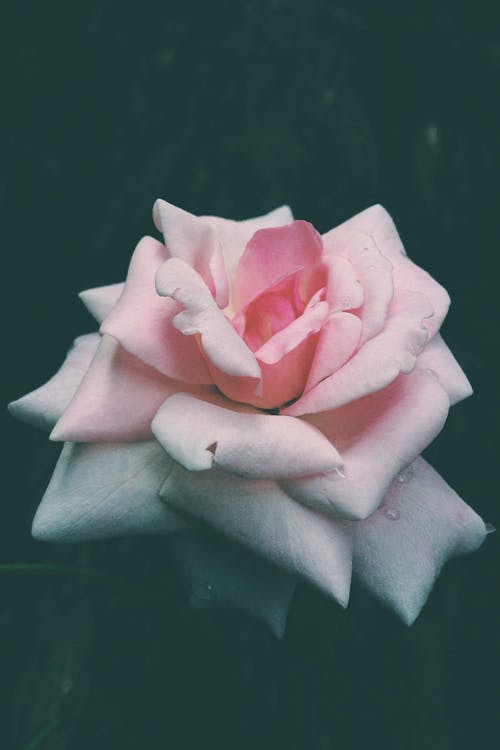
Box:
<box><xmin>384</xmin><ymin>507</ymin><xmax>400</xmax><ymax>521</ymax></box>
<box><xmin>334</xmin><ymin>467</ymin><xmax>346</xmax><ymax>479</ymax></box>
<box><xmin>189</xmin><ymin>578</ymin><xmax>216</xmax><ymax>606</ymax></box>
<box><xmin>485</xmin><ymin>522</ymin><xmax>496</xmax><ymax>535</ymax></box>
<box><xmin>368</xmin><ymin>264</ymin><xmax>376</xmax><ymax>271</ymax></box>
<box><xmin>397</xmin><ymin>465</ymin><xmax>414</xmax><ymax>484</ymax></box>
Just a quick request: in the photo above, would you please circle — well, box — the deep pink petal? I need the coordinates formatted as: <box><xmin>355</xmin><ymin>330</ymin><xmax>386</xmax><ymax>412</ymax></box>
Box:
<box><xmin>203</xmin><ymin>205</ymin><xmax>294</xmax><ymax>289</ymax></box>
<box><xmin>153</xmin><ymin>199</ymin><xmax>229</xmax><ymax>308</ymax></box>
<box><xmin>254</xmin><ymin>300</ymin><xmax>329</xmax><ymax>365</ymax></box>
<box><xmin>284</xmin><ymin>290</ymin><xmax>433</xmax><ymax>416</ymax></box>
<box><xmin>152</xmin><ymin>392</ymin><xmax>343</xmax><ymax>478</ymax></box>
<box><xmin>353</xmin><ymin>457</ymin><xmax>487</xmax><ymax>623</ymax></box>
<box><xmin>50</xmin><ymin>335</ymin><xmax>212</xmax><ymax>443</ymax></box>
<box><xmin>280</xmin><ymin>369</ymin><xmax>449</xmax><ymax>520</ymax></box>
<box><xmin>101</xmin><ymin>236</ymin><xmax>212</xmax><ymax>384</ymax></box>
<box><xmin>233</xmin><ymin>221</ymin><xmax>323</xmax><ymax>311</ymax></box>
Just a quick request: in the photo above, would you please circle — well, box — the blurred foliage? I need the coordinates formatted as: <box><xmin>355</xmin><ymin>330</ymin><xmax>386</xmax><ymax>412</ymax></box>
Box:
<box><xmin>1</xmin><ymin>1</ymin><xmax>499</xmax><ymax>748</ymax></box>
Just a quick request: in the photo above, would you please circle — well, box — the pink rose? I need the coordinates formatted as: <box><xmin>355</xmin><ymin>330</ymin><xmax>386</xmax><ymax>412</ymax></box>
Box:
<box><xmin>9</xmin><ymin>200</ymin><xmax>487</xmax><ymax>636</ymax></box>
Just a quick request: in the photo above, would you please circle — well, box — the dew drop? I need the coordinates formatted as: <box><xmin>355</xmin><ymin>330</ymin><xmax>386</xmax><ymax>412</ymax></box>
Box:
<box><xmin>189</xmin><ymin>578</ymin><xmax>215</xmax><ymax>605</ymax></box>
<box><xmin>384</xmin><ymin>507</ymin><xmax>400</xmax><ymax>521</ymax></box>
<box><xmin>397</xmin><ymin>465</ymin><xmax>414</xmax><ymax>484</ymax></box>
<box><xmin>334</xmin><ymin>467</ymin><xmax>346</xmax><ymax>479</ymax></box>
<box><xmin>368</xmin><ymin>264</ymin><xmax>376</xmax><ymax>271</ymax></box>
<box><xmin>485</xmin><ymin>522</ymin><xmax>496</xmax><ymax>535</ymax></box>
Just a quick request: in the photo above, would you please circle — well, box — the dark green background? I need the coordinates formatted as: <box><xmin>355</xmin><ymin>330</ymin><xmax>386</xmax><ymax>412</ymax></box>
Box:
<box><xmin>2</xmin><ymin>1</ymin><xmax>499</xmax><ymax>748</ymax></box>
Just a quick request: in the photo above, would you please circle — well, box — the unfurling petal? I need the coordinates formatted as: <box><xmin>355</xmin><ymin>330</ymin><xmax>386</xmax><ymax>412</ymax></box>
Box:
<box><xmin>79</xmin><ymin>283</ymin><xmax>124</xmax><ymax>323</ymax></box>
<box><xmin>152</xmin><ymin>392</ymin><xmax>343</xmax><ymax>478</ymax></box>
<box><xmin>101</xmin><ymin>236</ymin><xmax>212</xmax><ymax>384</ymax></box>
<box><xmin>160</xmin><ymin>464</ymin><xmax>353</xmax><ymax>607</ymax></box>
<box><xmin>203</xmin><ymin>205</ymin><xmax>294</xmax><ymax>290</ymax></box>
<box><xmin>153</xmin><ymin>199</ymin><xmax>229</xmax><ymax>308</ymax></box>
<box><xmin>155</xmin><ymin>257</ymin><xmax>261</xmax><ymax>381</ymax></box>
<box><xmin>285</xmin><ymin>290</ymin><xmax>433</xmax><ymax>416</ymax></box>
<box><xmin>169</xmin><ymin>528</ymin><xmax>296</xmax><ymax>637</ymax></box>
<box><xmin>32</xmin><ymin>441</ymin><xmax>184</xmax><ymax>542</ymax></box>
<box><xmin>233</xmin><ymin>221</ymin><xmax>323</xmax><ymax>311</ymax></box>
<box><xmin>353</xmin><ymin>457</ymin><xmax>487</xmax><ymax>624</ymax></box>
<box><xmin>280</xmin><ymin>369</ymin><xmax>449</xmax><ymax>519</ymax></box>
<box><xmin>8</xmin><ymin>334</ymin><xmax>100</xmax><ymax>431</ymax></box>
<box><xmin>51</xmin><ymin>335</ymin><xmax>212</xmax><ymax>443</ymax></box>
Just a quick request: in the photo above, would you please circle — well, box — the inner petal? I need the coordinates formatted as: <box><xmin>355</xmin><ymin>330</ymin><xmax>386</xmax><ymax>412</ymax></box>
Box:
<box><xmin>243</xmin><ymin>291</ymin><xmax>297</xmax><ymax>351</ymax></box>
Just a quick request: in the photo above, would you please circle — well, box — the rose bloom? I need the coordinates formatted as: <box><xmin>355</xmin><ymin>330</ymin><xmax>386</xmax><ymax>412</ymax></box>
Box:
<box><xmin>10</xmin><ymin>200</ymin><xmax>487</xmax><ymax>636</ymax></box>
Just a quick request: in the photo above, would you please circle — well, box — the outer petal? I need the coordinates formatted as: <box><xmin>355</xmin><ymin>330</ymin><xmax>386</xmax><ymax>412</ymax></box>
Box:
<box><xmin>323</xmin><ymin>232</ymin><xmax>394</xmax><ymax>344</ymax></box>
<box><xmin>203</xmin><ymin>205</ymin><xmax>294</xmax><ymax>289</ymax></box>
<box><xmin>233</xmin><ymin>221</ymin><xmax>323</xmax><ymax>311</ymax></box>
<box><xmin>101</xmin><ymin>236</ymin><xmax>212</xmax><ymax>384</ymax></box>
<box><xmin>153</xmin><ymin>199</ymin><xmax>229</xmax><ymax>308</ymax></box>
<box><xmin>416</xmin><ymin>333</ymin><xmax>473</xmax><ymax>405</ymax></box>
<box><xmin>8</xmin><ymin>334</ymin><xmax>100</xmax><ymax>431</ymax></box>
<box><xmin>50</xmin><ymin>336</ymin><xmax>211</xmax><ymax>443</ymax></box>
<box><xmin>280</xmin><ymin>369</ymin><xmax>450</xmax><ymax>519</ymax></box>
<box><xmin>353</xmin><ymin>457</ymin><xmax>487</xmax><ymax>624</ymax></box>
<box><xmin>160</xmin><ymin>464</ymin><xmax>353</xmax><ymax>607</ymax></box>
<box><xmin>285</xmin><ymin>290</ymin><xmax>433</xmax><ymax>416</ymax></box>
<box><xmin>169</xmin><ymin>528</ymin><xmax>296</xmax><ymax>637</ymax></box>
<box><xmin>32</xmin><ymin>441</ymin><xmax>184</xmax><ymax>542</ymax></box>
<box><xmin>155</xmin><ymin>257</ymin><xmax>261</xmax><ymax>381</ymax></box>
<box><xmin>151</xmin><ymin>393</ymin><xmax>343</xmax><ymax>478</ymax></box>
<box><xmin>325</xmin><ymin>204</ymin><xmax>450</xmax><ymax>337</ymax></box>
<box><xmin>79</xmin><ymin>283</ymin><xmax>124</xmax><ymax>323</ymax></box>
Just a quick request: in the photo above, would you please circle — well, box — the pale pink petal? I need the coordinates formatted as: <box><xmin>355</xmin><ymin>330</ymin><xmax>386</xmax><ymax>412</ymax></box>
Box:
<box><xmin>326</xmin><ymin>204</ymin><xmax>450</xmax><ymax>337</ymax></box>
<box><xmin>101</xmin><ymin>236</ymin><xmax>212</xmax><ymax>384</ymax></box>
<box><xmin>233</xmin><ymin>221</ymin><xmax>323</xmax><ymax>311</ymax></box>
<box><xmin>50</xmin><ymin>335</ymin><xmax>211</xmax><ymax>443</ymax></box>
<box><xmin>155</xmin><ymin>257</ymin><xmax>261</xmax><ymax>381</ymax></box>
<box><xmin>324</xmin><ymin>255</ymin><xmax>364</xmax><ymax>312</ymax></box>
<box><xmin>304</xmin><ymin>312</ymin><xmax>362</xmax><ymax>391</ymax></box>
<box><xmin>281</xmin><ymin>369</ymin><xmax>449</xmax><ymax>519</ymax></box>
<box><xmin>152</xmin><ymin>392</ymin><xmax>343</xmax><ymax>478</ymax></box>
<box><xmin>255</xmin><ymin>300</ymin><xmax>329</xmax><ymax>365</ymax></box>
<box><xmin>323</xmin><ymin>231</ymin><xmax>393</xmax><ymax>344</ymax></box>
<box><xmin>285</xmin><ymin>290</ymin><xmax>433</xmax><ymax>416</ymax></box>
<box><xmin>353</xmin><ymin>457</ymin><xmax>487</xmax><ymax>623</ymax></box>
<box><xmin>8</xmin><ymin>334</ymin><xmax>100</xmax><ymax>431</ymax></box>
<box><xmin>203</xmin><ymin>205</ymin><xmax>294</xmax><ymax>289</ymax></box>
<box><xmin>160</xmin><ymin>464</ymin><xmax>353</xmax><ymax>607</ymax></box>
<box><xmin>79</xmin><ymin>283</ymin><xmax>125</xmax><ymax>323</ymax></box>
<box><xmin>153</xmin><ymin>198</ymin><xmax>229</xmax><ymax>308</ymax></box>
<box><xmin>32</xmin><ymin>441</ymin><xmax>184</xmax><ymax>542</ymax></box>
<box><xmin>417</xmin><ymin>333</ymin><xmax>473</xmax><ymax>405</ymax></box>
<box><xmin>169</xmin><ymin>529</ymin><xmax>296</xmax><ymax>637</ymax></box>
